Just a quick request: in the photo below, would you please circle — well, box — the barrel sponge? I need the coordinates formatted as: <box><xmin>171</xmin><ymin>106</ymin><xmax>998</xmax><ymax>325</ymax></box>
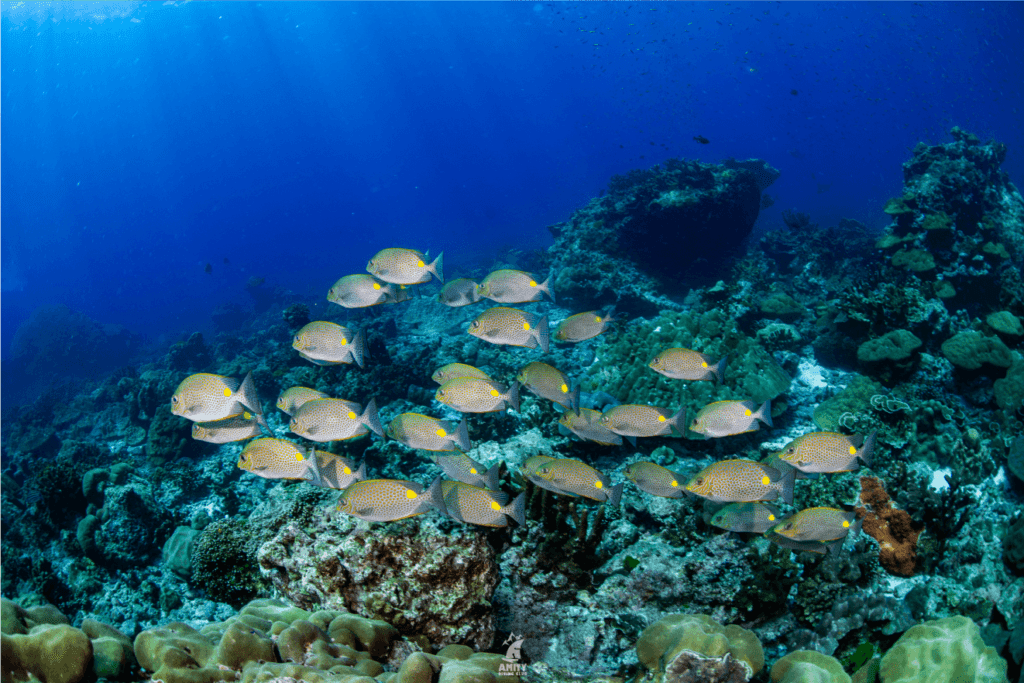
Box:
<box><xmin>1</xmin><ymin>624</ymin><xmax>93</xmax><ymax>683</ymax></box>
<box><xmin>771</xmin><ymin>650</ymin><xmax>851</xmax><ymax>683</ymax></box>
<box><xmin>879</xmin><ymin>616</ymin><xmax>1008</xmax><ymax>683</ymax></box>
<box><xmin>637</xmin><ymin>613</ymin><xmax>765</xmax><ymax>681</ymax></box>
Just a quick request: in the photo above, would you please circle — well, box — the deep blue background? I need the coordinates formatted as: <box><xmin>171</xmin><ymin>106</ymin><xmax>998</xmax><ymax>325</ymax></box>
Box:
<box><xmin>3</xmin><ymin>1</ymin><xmax>1023</xmax><ymax>353</ymax></box>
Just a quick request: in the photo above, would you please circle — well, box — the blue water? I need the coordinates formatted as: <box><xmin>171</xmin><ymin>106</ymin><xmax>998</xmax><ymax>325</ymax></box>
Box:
<box><xmin>3</xmin><ymin>1</ymin><xmax>1022</xmax><ymax>363</ymax></box>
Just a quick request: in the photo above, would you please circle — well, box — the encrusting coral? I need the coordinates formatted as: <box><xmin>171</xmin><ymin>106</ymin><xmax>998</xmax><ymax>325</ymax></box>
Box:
<box><xmin>856</xmin><ymin>477</ymin><xmax>920</xmax><ymax>577</ymax></box>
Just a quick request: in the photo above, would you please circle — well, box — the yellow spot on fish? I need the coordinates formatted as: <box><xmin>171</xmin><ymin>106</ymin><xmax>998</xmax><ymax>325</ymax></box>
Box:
<box><xmin>295</xmin><ymin>453</ymin><xmax>303</xmax><ymax>461</ymax></box>
<box><xmin>435</xmin><ymin>428</ymin><xmax>447</xmax><ymax>437</ymax></box>
<box><xmin>595</xmin><ymin>316</ymin><xmax>601</xmax><ymax>322</ymax></box>
<box><xmin>658</xmin><ymin>415</ymin><xmax>666</xmax><ymax>422</ymax></box>
<box><xmin>560</xmin><ymin>383</ymin><xmax>568</xmax><ymax>393</ymax></box>
<box><xmin>523</xmin><ymin>322</ymin><xmax>531</xmax><ymax>331</ymax></box>
<box><xmin>347</xmin><ymin>411</ymin><xmax>357</xmax><ymax>420</ymax></box>
<box><xmin>745</xmin><ymin>409</ymin><xmax>753</xmax><ymax>417</ymax></box>
<box><xmin>843</xmin><ymin>520</ymin><xmax>851</xmax><ymax>528</ymax></box>
<box><xmin>341</xmin><ymin>338</ymin><xmax>348</xmax><ymax>346</ymax></box>
<box><xmin>761</xmin><ymin>475</ymin><xmax>770</xmax><ymax>486</ymax></box>
<box><xmin>470</xmin><ymin>468</ymin><xmax>478</xmax><ymax>474</ymax></box>
<box><xmin>529</xmin><ymin>280</ymin><xmax>537</xmax><ymax>287</ymax></box>
<box><xmin>849</xmin><ymin>445</ymin><xmax>857</xmax><ymax>455</ymax></box>
<box><xmin>595</xmin><ymin>481</ymin><xmax>603</xmax><ymax>489</ymax></box>
<box><xmin>417</xmin><ymin>260</ymin><xmax>425</xmax><ymax>267</ymax></box>
<box><xmin>769</xmin><ymin>514</ymin><xmax>776</xmax><ymax>521</ymax></box>
<box><xmin>244</xmin><ymin>411</ymin><xmax>252</xmax><ymax>419</ymax></box>
<box><xmin>343</xmin><ymin>467</ymin><xmax>352</xmax><ymax>475</ymax></box>
<box><xmin>701</xmin><ymin>361</ymin><xmax>708</xmax><ymax>368</ymax></box>
<box><xmin>670</xmin><ymin>480</ymin><xmax>678</xmax><ymax>487</ymax></box>
<box><xmin>223</xmin><ymin>387</ymin><xmax>232</xmax><ymax>397</ymax></box>
<box><xmin>490</xmin><ymin>501</ymin><xmax>502</xmax><ymax>511</ymax></box>
<box><xmin>406</xmin><ymin>490</ymin><xmax>417</xmax><ymax>499</ymax></box>
<box><xmin>490</xmin><ymin>389</ymin><xmax>500</xmax><ymax>397</ymax></box>
<box><xmin>373</xmin><ymin>283</ymin><xmax>381</xmax><ymax>290</ymax></box>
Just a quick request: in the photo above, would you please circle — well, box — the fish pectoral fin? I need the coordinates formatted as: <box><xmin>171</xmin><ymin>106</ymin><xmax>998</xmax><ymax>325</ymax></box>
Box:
<box><xmin>354</xmin><ymin>507</ymin><xmax>375</xmax><ymax>517</ymax></box>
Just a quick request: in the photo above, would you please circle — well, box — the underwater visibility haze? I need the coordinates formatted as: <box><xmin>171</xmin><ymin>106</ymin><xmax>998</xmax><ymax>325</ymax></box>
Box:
<box><xmin>2</xmin><ymin>2</ymin><xmax>1024</xmax><ymax>681</ymax></box>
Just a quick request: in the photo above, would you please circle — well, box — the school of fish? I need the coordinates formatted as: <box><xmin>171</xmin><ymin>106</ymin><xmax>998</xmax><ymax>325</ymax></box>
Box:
<box><xmin>168</xmin><ymin>246</ymin><xmax>873</xmax><ymax>551</ymax></box>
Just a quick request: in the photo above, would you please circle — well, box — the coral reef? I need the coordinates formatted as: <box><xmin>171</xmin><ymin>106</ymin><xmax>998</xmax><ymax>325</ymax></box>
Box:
<box><xmin>856</xmin><ymin>477</ymin><xmax>920</xmax><ymax>577</ymax></box>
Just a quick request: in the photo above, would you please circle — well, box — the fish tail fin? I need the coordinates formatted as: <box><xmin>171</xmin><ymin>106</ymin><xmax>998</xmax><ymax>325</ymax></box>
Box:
<box><xmin>505</xmin><ymin>382</ymin><xmax>520</xmax><ymax>413</ymax></box>
<box><xmin>607</xmin><ymin>482</ymin><xmax>624</xmax><ymax>506</ymax></box>
<box><xmin>568</xmin><ymin>382</ymin><xmax>581</xmax><ymax>416</ymax></box>
<box><xmin>858</xmin><ymin>430</ymin><xmax>877</xmax><ymax>467</ymax></box>
<box><xmin>349</xmin><ymin>329</ymin><xmax>366</xmax><ymax>368</ymax></box>
<box><xmin>424</xmin><ymin>475</ymin><xmax>447</xmax><ymax>516</ymax></box>
<box><xmin>624</xmin><ymin>434</ymin><xmax>638</xmax><ymax>448</ymax></box>
<box><xmin>778</xmin><ymin>466</ymin><xmax>796</xmax><ymax>505</ymax></box>
<box><xmin>826</xmin><ymin>538</ymin><xmax>846</xmax><ymax>555</ymax></box>
<box><xmin>755</xmin><ymin>400</ymin><xmax>773</xmax><ymax>427</ymax></box>
<box><xmin>454</xmin><ymin>416</ymin><xmax>471</xmax><ymax>451</ymax></box>
<box><xmin>505</xmin><ymin>492</ymin><xmax>527</xmax><ymax>526</ymax></box>
<box><xmin>602</xmin><ymin>305</ymin><xmax>618</xmax><ymax>323</ymax></box>
<box><xmin>539</xmin><ymin>272</ymin><xmax>556</xmax><ymax>303</ymax></box>
<box><xmin>429</xmin><ymin>252</ymin><xmax>444</xmax><ymax>283</ymax></box>
<box><xmin>237</xmin><ymin>370</ymin><xmax>264</xmax><ymax>417</ymax></box>
<box><xmin>302</xmin><ymin>446</ymin><xmax>324</xmax><ymax>488</ymax></box>
<box><xmin>669</xmin><ymin>405</ymin><xmax>687</xmax><ymax>436</ymax></box>
<box><xmin>484</xmin><ymin>463</ymin><xmax>501</xmax><ymax>490</ymax></box>
<box><xmin>712</xmin><ymin>357</ymin><xmax>727</xmax><ymax>385</ymax></box>
<box><xmin>353</xmin><ymin>461</ymin><xmax>367</xmax><ymax>484</ymax></box>
<box><xmin>360</xmin><ymin>398</ymin><xmax>384</xmax><ymax>437</ymax></box>
<box><xmin>534</xmin><ymin>315</ymin><xmax>550</xmax><ymax>353</ymax></box>
<box><xmin>849</xmin><ymin>516</ymin><xmax>863</xmax><ymax>537</ymax></box>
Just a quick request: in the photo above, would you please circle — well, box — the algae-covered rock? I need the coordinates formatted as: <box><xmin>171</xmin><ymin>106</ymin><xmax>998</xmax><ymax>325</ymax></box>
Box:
<box><xmin>935</xmin><ymin>281</ymin><xmax>956</xmax><ymax>299</ymax></box>
<box><xmin>636</xmin><ymin>613</ymin><xmax>764</xmax><ymax>683</ymax></box>
<box><xmin>760</xmin><ymin>292</ymin><xmax>806</xmax><ymax>320</ymax></box>
<box><xmin>813</xmin><ymin>375</ymin><xmax>884</xmax><ymax>431</ymax></box>
<box><xmin>987</xmin><ymin>311</ymin><xmax>1024</xmax><ymax>337</ymax></box>
<box><xmin>941</xmin><ymin>331</ymin><xmax>1012</xmax><ymax>370</ymax></box>
<box><xmin>891</xmin><ymin>249</ymin><xmax>936</xmax><ymax>272</ymax></box>
<box><xmin>878</xmin><ymin>616</ymin><xmax>1008</xmax><ymax>683</ymax></box>
<box><xmin>771</xmin><ymin>650</ymin><xmax>851</xmax><ymax>683</ymax></box>
<box><xmin>994</xmin><ymin>356</ymin><xmax>1024</xmax><ymax>414</ymax></box>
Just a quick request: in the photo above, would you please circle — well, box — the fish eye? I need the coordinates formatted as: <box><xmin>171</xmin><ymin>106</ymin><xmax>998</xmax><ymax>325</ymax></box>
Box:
<box><xmin>694</xmin><ymin>478</ymin><xmax>703</xmax><ymax>486</ymax></box>
<box><xmin>471</xmin><ymin>321</ymin><xmax>479</xmax><ymax>328</ymax></box>
<box><xmin>240</xmin><ymin>454</ymin><xmax>247</xmax><ymax>462</ymax></box>
<box><xmin>171</xmin><ymin>396</ymin><xmax>178</xmax><ymax>403</ymax></box>
<box><xmin>786</xmin><ymin>447</ymin><xmax>795</xmax><ymax>454</ymax></box>
<box><xmin>438</xmin><ymin>389</ymin><xmax>445</xmax><ymax>396</ymax></box>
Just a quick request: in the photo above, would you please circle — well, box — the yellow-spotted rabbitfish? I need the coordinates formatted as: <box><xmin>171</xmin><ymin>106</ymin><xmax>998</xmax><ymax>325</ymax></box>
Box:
<box><xmin>335</xmin><ymin>477</ymin><xmax>447</xmax><ymax>522</ymax></box>
<box><xmin>554</xmin><ymin>308</ymin><xmax>617</xmax><ymax>343</ymax></box>
<box><xmin>171</xmin><ymin>371</ymin><xmax>268</xmax><ymax>430</ymax></box>
<box><xmin>192</xmin><ymin>411</ymin><xmax>263</xmax><ymax>443</ymax></box>
<box><xmin>468</xmin><ymin>307</ymin><xmax>549</xmax><ymax>353</ymax></box>
<box><xmin>386</xmin><ymin>413</ymin><xmax>471</xmax><ymax>452</ymax></box>
<box><xmin>431</xmin><ymin>363</ymin><xmax>491</xmax><ymax>385</ymax></box>
<box><xmin>430</xmin><ymin>453</ymin><xmax>500</xmax><ymax>490</ymax></box>
<box><xmin>599</xmin><ymin>404</ymin><xmax>687</xmax><ymax>444</ymax></box>
<box><xmin>327</xmin><ymin>274</ymin><xmax>408</xmax><ymax>308</ymax></box>
<box><xmin>775</xmin><ymin>431</ymin><xmax>877</xmax><ymax>473</ymax></box>
<box><xmin>276</xmin><ymin>386</ymin><xmax>330</xmax><ymax>416</ymax></box>
<box><xmin>624</xmin><ymin>462</ymin><xmax>685</xmax><ymax>498</ymax></box>
<box><xmin>441</xmin><ymin>481</ymin><xmax>526</xmax><ymax>527</ymax></box>
<box><xmin>238</xmin><ymin>438</ymin><xmax>323</xmax><ymax>485</ymax></box>
<box><xmin>649</xmin><ymin>348</ymin><xmax>727</xmax><ymax>384</ymax></box>
<box><xmin>289</xmin><ymin>398</ymin><xmax>384</xmax><ymax>442</ymax></box>
<box><xmin>685</xmin><ymin>459</ymin><xmax>795</xmax><ymax>504</ymax></box>
<box><xmin>709</xmin><ymin>502</ymin><xmax>783</xmax><ymax>533</ymax></box>
<box><xmin>435</xmin><ymin>377</ymin><xmax>519</xmax><ymax>413</ymax></box>
<box><xmin>558</xmin><ymin>408</ymin><xmax>623</xmax><ymax>446</ymax></box>
<box><xmin>292</xmin><ymin>321</ymin><xmax>366</xmax><ymax>368</ymax></box>
<box><xmin>532</xmin><ymin>458</ymin><xmax>623</xmax><ymax>505</ymax></box>
<box><xmin>689</xmin><ymin>400</ymin><xmax>772</xmax><ymax>439</ymax></box>
<box><xmin>438</xmin><ymin>278</ymin><xmax>482</xmax><ymax>307</ymax></box>
<box><xmin>516</xmin><ymin>362</ymin><xmax>580</xmax><ymax>414</ymax></box>
<box><xmin>308</xmin><ymin>451</ymin><xmax>365</xmax><ymax>490</ymax></box>
<box><xmin>477</xmin><ymin>269</ymin><xmax>554</xmax><ymax>304</ymax></box>
<box><xmin>367</xmin><ymin>247</ymin><xmax>443</xmax><ymax>285</ymax></box>
<box><xmin>769</xmin><ymin>507</ymin><xmax>860</xmax><ymax>554</ymax></box>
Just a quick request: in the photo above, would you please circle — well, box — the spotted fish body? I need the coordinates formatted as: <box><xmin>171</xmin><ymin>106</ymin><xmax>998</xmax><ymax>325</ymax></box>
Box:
<box><xmin>431</xmin><ymin>363</ymin><xmax>491</xmax><ymax>386</ymax></box>
<box><xmin>770</xmin><ymin>507</ymin><xmax>860</xmax><ymax>544</ymax></box>
<box><xmin>690</xmin><ymin>400</ymin><xmax>772</xmax><ymax>439</ymax></box>
<box><xmin>367</xmin><ymin>248</ymin><xmax>443</xmax><ymax>285</ymax></box>
<box><xmin>435</xmin><ymin>377</ymin><xmax>519</xmax><ymax>413</ymax></box>
<box><xmin>438</xmin><ymin>278</ymin><xmax>482</xmax><ymax>307</ymax></box>
<box><xmin>468</xmin><ymin>307</ymin><xmax>549</xmax><ymax>353</ymax></box>
<box><xmin>649</xmin><ymin>348</ymin><xmax>727</xmax><ymax>384</ymax></box>
<box><xmin>386</xmin><ymin>413</ymin><xmax>471</xmax><ymax>452</ymax></box>
<box><xmin>599</xmin><ymin>404</ymin><xmax>687</xmax><ymax>439</ymax></box>
<box><xmin>327</xmin><ymin>274</ymin><xmax>405</xmax><ymax>308</ymax></box>
<box><xmin>776</xmin><ymin>431</ymin><xmax>876</xmax><ymax>473</ymax></box>
<box><xmin>477</xmin><ymin>269</ymin><xmax>554</xmax><ymax>304</ymax></box>
<box><xmin>289</xmin><ymin>397</ymin><xmax>384</xmax><ymax>442</ymax></box>
<box><xmin>192</xmin><ymin>411</ymin><xmax>263</xmax><ymax>443</ymax></box>
<box><xmin>309</xmin><ymin>451</ymin><xmax>365</xmax><ymax>490</ymax></box>
<box><xmin>521</xmin><ymin>455</ymin><xmax>565</xmax><ymax>495</ymax></box>
<box><xmin>685</xmin><ymin>459</ymin><xmax>795</xmax><ymax>504</ymax></box>
<box><xmin>766</xmin><ymin>532</ymin><xmax>829</xmax><ymax>554</ymax></box>
<box><xmin>238</xmin><ymin>438</ymin><xmax>322</xmax><ymax>485</ymax></box>
<box><xmin>276</xmin><ymin>387</ymin><xmax>331</xmax><ymax>416</ymax></box>
<box><xmin>709</xmin><ymin>502</ymin><xmax>782</xmax><ymax>533</ymax></box>
<box><xmin>441</xmin><ymin>481</ymin><xmax>527</xmax><ymax>527</ymax></box>
<box><xmin>624</xmin><ymin>462</ymin><xmax>685</xmax><ymax>498</ymax></box>
<box><xmin>335</xmin><ymin>477</ymin><xmax>447</xmax><ymax>522</ymax></box>
<box><xmin>554</xmin><ymin>308</ymin><xmax>617</xmax><ymax>343</ymax></box>
<box><xmin>533</xmin><ymin>458</ymin><xmax>623</xmax><ymax>505</ymax></box>
<box><xmin>516</xmin><ymin>362</ymin><xmax>580</xmax><ymax>414</ymax></box>
<box><xmin>558</xmin><ymin>408</ymin><xmax>623</xmax><ymax>446</ymax></box>
<box><xmin>292</xmin><ymin>321</ymin><xmax>366</xmax><ymax>368</ymax></box>
<box><xmin>171</xmin><ymin>371</ymin><xmax>265</xmax><ymax>426</ymax></box>
<box><xmin>430</xmin><ymin>453</ymin><xmax>500</xmax><ymax>490</ymax></box>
